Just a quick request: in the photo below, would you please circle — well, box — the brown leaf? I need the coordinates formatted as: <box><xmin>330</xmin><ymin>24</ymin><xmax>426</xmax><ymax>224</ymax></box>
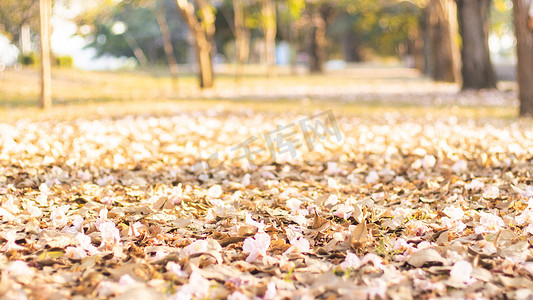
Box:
<box><xmin>350</xmin><ymin>220</ymin><xmax>368</xmax><ymax>249</ymax></box>
<box><xmin>407</xmin><ymin>248</ymin><xmax>445</xmax><ymax>268</ymax></box>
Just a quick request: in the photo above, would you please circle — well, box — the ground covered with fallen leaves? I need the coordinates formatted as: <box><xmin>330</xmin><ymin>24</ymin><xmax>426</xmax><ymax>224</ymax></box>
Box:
<box><xmin>2</xmin><ymin>99</ymin><xmax>533</xmax><ymax>299</ymax></box>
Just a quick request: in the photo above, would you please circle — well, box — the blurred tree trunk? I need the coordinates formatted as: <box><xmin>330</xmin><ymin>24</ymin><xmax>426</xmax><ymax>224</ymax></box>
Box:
<box><xmin>342</xmin><ymin>27</ymin><xmax>363</xmax><ymax>62</ymax></box>
<box><xmin>176</xmin><ymin>0</ymin><xmax>215</xmax><ymax>89</ymax></box>
<box><xmin>412</xmin><ymin>26</ymin><xmax>425</xmax><ymax>72</ymax></box>
<box><xmin>156</xmin><ymin>1</ymin><xmax>179</xmax><ymax>78</ymax></box>
<box><xmin>39</xmin><ymin>0</ymin><xmax>52</xmax><ymax>109</ymax></box>
<box><xmin>513</xmin><ymin>0</ymin><xmax>533</xmax><ymax>116</ymax></box>
<box><xmin>307</xmin><ymin>3</ymin><xmax>334</xmax><ymax>74</ymax></box>
<box><xmin>456</xmin><ymin>0</ymin><xmax>496</xmax><ymax>90</ymax></box>
<box><xmin>261</xmin><ymin>0</ymin><xmax>277</xmax><ymax>77</ymax></box>
<box><xmin>233</xmin><ymin>0</ymin><xmax>250</xmax><ymax>81</ymax></box>
<box><xmin>424</xmin><ymin>0</ymin><xmax>461</xmax><ymax>82</ymax></box>
<box><xmin>124</xmin><ymin>33</ymin><xmax>148</xmax><ymax>66</ymax></box>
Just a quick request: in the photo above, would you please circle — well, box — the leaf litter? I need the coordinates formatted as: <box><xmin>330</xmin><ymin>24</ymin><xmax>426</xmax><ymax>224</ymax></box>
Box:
<box><xmin>0</xmin><ymin>109</ymin><xmax>533</xmax><ymax>299</ymax></box>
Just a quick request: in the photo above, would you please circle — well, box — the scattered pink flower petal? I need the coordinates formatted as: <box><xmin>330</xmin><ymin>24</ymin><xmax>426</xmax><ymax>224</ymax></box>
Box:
<box><xmin>1</xmin><ymin>230</ymin><xmax>24</xmax><ymax>251</ymax></box>
<box><xmin>333</xmin><ymin>203</ymin><xmax>353</xmax><ymax>219</ymax></box>
<box><xmin>245</xmin><ymin>213</ymin><xmax>266</xmax><ymax>232</ymax></box>
<box><xmin>243</xmin><ymin>232</ymin><xmax>271</xmax><ymax>262</ymax></box>
<box><xmin>482</xmin><ymin>185</ymin><xmax>500</xmax><ymax>199</ymax></box>
<box><xmin>450</xmin><ymin>260</ymin><xmax>475</xmax><ymax>284</ymax></box>
<box><xmin>286</xmin><ymin>198</ymin><xmax>302</xmax><ymax>214</ymax></box>
<box><xmin>25</xmin><ymin>202</ymin><xmax>42</xmax><ymax>218</ymax></box>
<box><xmin>286</xmin><ymin>236</ymin><xmax>310</xmax><ymax>253</ymax></box>
<box><xmin>340</xmin><ymin>252</ymin><xmax>361</xmax><ymax>270</ymax></box>
<box><xmin>177</xmin><ymin>271</ymin><xmax>210</xmax><ymax>299</ymax></box>
<box><xmin>166</xmin><ymin>261</ymin><xmax>187</xmax><ymax>277</ymax></box>
<box><xmin>118</xmin><ymin>274</ymin><xmax>137</xmax><ymax>286</ymax></box>
<box><xmin>228</xmin><ymin>291</ymin><xmax>249</xmax><ymax>300</ymax></box>
<box><xmin>475</xmin><ymin>211</ymin><xmax>504</xmax><ymax>234</ymax></box>
<box><xmin>65</xmin><ymin>246</ymin><xmax>87</xmax><ymax>260</ymax></box>
<box><xmin>6</xmin><ymin>260</ymin><xmax>34</xmax><ymax>277</ymax></box>
<box><xmin>361</xmin><ymin>253</ymin><xmax>383</xmax><ymax>268</ymax></box>
<box><xmin>465</xmin><ymin>179</ymin><xmax>484</xmax><ymax>191</ymax></box>
<box><xmin>50</xmin><ymin>205</ymin><xmax>70</xmax><ymax>228</ymax></box>
<box><xmin>207</xmin><ymin>185</ymin><xmax>222</xmax><ymax>199</ymax></box>
<box><xmin>264</xmin><ymin>281</ymin><xmax>277</xmax><ymax>300</ymax></box>
<box><xmin>443</xmin><ymin>206</ymin><xmax>464</xmax><ymax>220</ymax></box>
<box><xmin>76</xmin><ymin>233</ymin><xmax>99</xmax><ymax>255</ymax></box>
<box><xmin>183</xmin><ymin>240</ymin><xmax>209</xmax><ymax>255</ymax></box>
<box><xmin>98</xmin><ymin>221</ymin><xmax>121</xmax><ymax>248</ymax></box>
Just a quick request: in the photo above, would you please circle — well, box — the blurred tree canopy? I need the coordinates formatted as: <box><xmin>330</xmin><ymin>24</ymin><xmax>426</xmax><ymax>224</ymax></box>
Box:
<box><xmin>74</xmin><ymin>0</ymin><xmax>189</xmax><ymax>65</ymax></box>
<box><xmin>0</xmin><ymin>0</ymin><xmax>39</xmax><ymax>43</ymax></box>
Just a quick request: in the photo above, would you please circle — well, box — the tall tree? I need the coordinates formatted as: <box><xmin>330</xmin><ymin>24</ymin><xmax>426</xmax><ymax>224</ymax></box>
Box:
<box><xmin>233</xmin><ymin>0</ymin><xmax>250</xmax><ymax>80</ymax></box>
<box><xmin>456</xmin><ymin>0</ymin><xmax>496</xmax><ymax>90</ymax></box>
<box><xmin>306</xmin><ymin>1</ymin><xmax>335</xmax><ymax>73</ymax></box>
<box><xmin>424</xmin><ymin>0</ymin><xmax>461</xmax><ymax>82</ymax></box>
<box><xmin>260</xmin><ymin>0</ymin><xmax>277</xmax><ymax>77</ymax></box>
<box><xmin>513</xmin><ymin>0</ymin><xmax>533</xmax><ymax>116</ymax></box>
<box><xmin>156</xmin><ymin>0</ymin><xmax>179</xmax><ymax>78</ymax></box>
<box><xmin>39</xmin><ymin>0</ymin><xmax>52</xmax><ymax>109</ymax></box>
<box><xmin>176</xmin><ymin>0</ymin><xmax>215</xmax><ymax>88</ymax></box>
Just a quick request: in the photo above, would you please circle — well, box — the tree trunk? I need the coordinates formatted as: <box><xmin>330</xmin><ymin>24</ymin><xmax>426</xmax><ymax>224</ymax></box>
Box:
<box><xmin>456</xmin><ymin>0</ymin><xmax>496</xmax><ymax>90</ymax></box>
<box><xmin>261</xmin><ymin>0</ymin><xmax>277</xmax><ymax>77</ymax></box>
<box><xmin>307</xmin><ymin>4</ymin><xmax>333</xmax><ymax>74</ymax></box>
<box><xmin>156</xmin><ymin>1</ymin><xmax>179</xmax><ymax>78</ymax></box>
<box><xmin>342</xmin><ymin>28</ymin><xmax>363</xmax><ymax>62</ymax></box>
<box><xmin>233</xmin><ymin>0</ymin><xmax>250</xmax><ymax>80</ymax></box>
<box><xmin>514</xmin><ymin>0</ymin><xmax>533</xmax><ymax>116</ymax></box>
<box><xmin>39</xmin><ymin>0</ymin><xmax>52</xmax><ymax>109</ymax></box>
<box><xmin>425</xmin><ymin>0</ymin><xmax>461</xmax><ymax>82</ymax></box>
<box><xmin>412</xmin><ymin>26</ymin><xmax>425</xmax><ymax>72</ymax></box>
<box><xmin>308</xmin><ymin>23</ymin><xmax>325</xmax><ymax>73</ymax></box>
<box><xmin>123</xmin><ymin>33</ymin><xmax>148</xmax><ymax>67</ymax></box>
<box><xmin>176</xmin><ymin>0</ymin><xmax>215</xmax><ymax>89</ymax></box>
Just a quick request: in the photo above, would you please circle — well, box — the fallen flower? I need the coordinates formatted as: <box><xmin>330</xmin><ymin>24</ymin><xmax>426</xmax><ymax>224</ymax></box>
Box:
<box><xmin>286</xmin><ymin>236</ymin><xmax>310</xmax><ymax>254</ymax></box>
<box><xmin>6</xmin><ymin>260</ymin><xmax>34</xmax><ymax>277</ymax></box>
<box><xmin>176</xmin><ymin>271</ymin><xmax>211</xmax><ymax>299</ymax></box>
<box><xmin>166</xmin><ymin>261</ymin><xmax>188</xmax><ymax>277</ymax></box>
<box><xmin>76</xmin><ymin>233</ymin><xmax>99</xmax><ymax>255</ymax></box>
<box><xmin>264</xmin><ymin>281</ymin><xmax>277</xmax><ymax>300</ymax></box>
<box><xmin>451</xmin><ymin>160</ymin><xmax>467</xmax><ymax>174</ymax></box>
<box><xmin>450</xmin><ymin>260</ymin><xmax>475</xmax><ymax>284</ymax></box>
<box><xmin>118</xmin><ymin>274</ymin><xmax>137</xmax><ymax>286</ymax></box>
<box><xmin>286</xmin><ymin>198</ymin><xmax>303</xmax><ymax>214</ymax></box>
<box><xmin>482</xmin><ymin>185</ymin><xmax>500</xmax><ymax>199</ymax></box>
<box><xmin>245</xmin><ymin>213</ymin><xmax>266</xmax><ymax>232</ymax></box>
<box><xmin>50</xmin><ymin>205</ymin><xmax>70</xmax><ymax>228</ymax></box>
<box><xmin>1</xmin><ymin>230</ymin><xmax>24</xmax><ymax>251</ymax></box>
<box><xmin>361</xmin><ymin>253</ymin><xmax>384</xmax><ymax>269</ymax></box>
<box><xmin>65</xmin><ymin>246</ymin><xmax>88</xmax><ymax>260</ymax></box>
<box><xmin>475</xmin><ymin>211</ymin><xmax>505</xmax><ymax>234</ymax></box>
<box><xmin>340</xmin><ymin>252</ymin><xmax>361</xmax><ymax>270</ymax></box>
<box><xmin>228</xmin><ymin>291</ymin><xmax>249</xmax><ymax>300</ymax></box>
<box><xmin>365</xmin><ymin>171</ymin><xmax>379</xmax><ymax>184</ymax></box>
<box><xmin>182</xmin><ymin>239</ymin><xmax>208</xmax><ymax>255</ymax></box>
<box><xmin>25</xmin><ymin>202</ymin><xmax>42</xmax><ymax>218</ymax></box>
<box><xmin>128</xmin><ymin>221</ymin><xmax>144</xmax><ymax>237</ymax></box>
<box><xmin>243</xmin><ymin>232</ymin><xmax>271</xmax><ymax>262</ymax></box>
<box><xmin>442</xmin><ymin>206</ymin><xmax>464</xmax><ymax>220</ymax></box>
<box><xmin>465</xmin><ymin>179</ymin><xmax>484</xmax><ymax>191</ymax></box>
<box><xmin>332</xmin><ymin>203</ymin><xmax>353</xmax><ymax>219</ymax></box>
<box><xmin>515</xmin><ymin>209</ymin><xmax>533</xmax><ymax>226</ymax></box>
<box><xmin>523</xmin><ymin>223</ymin><xmax>533</xmax><ymax>235</ymax></box>
<box><xmin>207</xmin><ymin>185</ymin><xmax>222</xmax><ymax>199</ymax></box>
<box><xmin>98</xmin><ymin>221</ymin><xmax>121</xmax><ymax>248</ymax></box>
